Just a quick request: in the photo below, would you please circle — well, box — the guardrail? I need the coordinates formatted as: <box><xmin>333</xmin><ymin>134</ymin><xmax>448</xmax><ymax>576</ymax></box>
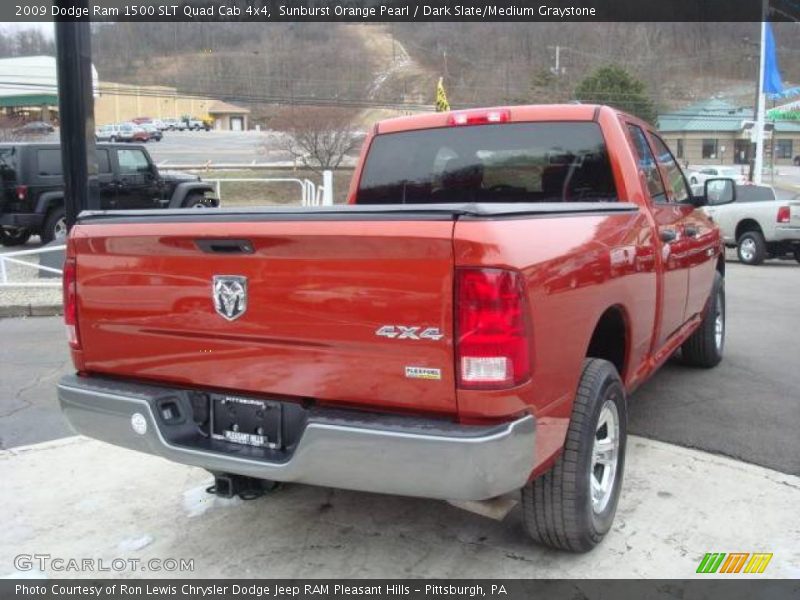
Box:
<box><xmin>0</xmin><ymin>244</ymin><xmax>65</xmax><ymax>288</ymax></box>
<box><xmin>157</xmin><ymin>162</ymin><xmax>335</xmax><ymax>206</ymax></box>
<box><xmin>204</xmin><ymin>176</ymin><xmax>329</xmax><ymax>206</ymax></box>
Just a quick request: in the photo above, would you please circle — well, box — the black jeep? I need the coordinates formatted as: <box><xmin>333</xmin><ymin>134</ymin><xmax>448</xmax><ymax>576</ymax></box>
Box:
<box><xmin>0</xmin><ymin>143</ymin><xmax>218</xmax><ymax>246</ymax></box>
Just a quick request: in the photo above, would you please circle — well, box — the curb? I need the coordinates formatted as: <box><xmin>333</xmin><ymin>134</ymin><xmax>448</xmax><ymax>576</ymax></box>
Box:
<box><xmin>0</xmin><ymin>304</ymin><xmax>62</xmax><ymax>318</ymax></box>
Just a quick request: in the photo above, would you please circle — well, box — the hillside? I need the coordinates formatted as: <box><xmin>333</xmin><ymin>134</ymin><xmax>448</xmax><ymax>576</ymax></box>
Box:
<box><xmin>82</xmin><ymin>22</ymin><xmax>800</xmax><ymax>126</ymax></box>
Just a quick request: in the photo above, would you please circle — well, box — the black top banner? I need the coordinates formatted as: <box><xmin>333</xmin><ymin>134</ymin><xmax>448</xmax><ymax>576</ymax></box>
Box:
<box><xmin>12</xmin><ymin>0</ymin><xmax>799</xmax><ymax>23</ymax></box>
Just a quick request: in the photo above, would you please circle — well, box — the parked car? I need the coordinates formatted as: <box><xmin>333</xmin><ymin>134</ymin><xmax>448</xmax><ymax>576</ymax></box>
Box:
<box><xmin>183</xmin><ymin>117</ymin><xmax>210</xmax><ymax>131</ymax></box>
<box><xmin>151</xmin><ymin>119</ymin><xmax>168</xmax><ymax>131</ymax></box>
<box><xmin>128</xmin><ymin>124</ymin><xmax>150</xmax><ymax>143</ymax></box>
<box><xmin>95</xmin><ymin>123</ymin><xmax>123</xmax><ymax>142</ymax></box>
<box><xmin>131</xmin><ymin>117</ymin><xmax>152</xmax><ymax>125</ymax></box>
<box><xmin>57</xmin><ymin>105</ymin><xmax>731</xmax><ymax>552</ymax></box>
<box><xmin>687</xmin><ymin>166</ymin><xmax>747</xmax><ymax>186</ymax></box>
<box><xmin>702</xmin><ymin>182</ymin><xmax>800</xmax><ymax>264</ymax></box>
<box><xmin>14</xmin><ymin>121</ymin><xmax>55</xmax><ymax>136</ymax></box>
<box><xmin>141</xmin><ymin>123</ymin><xmax>162</xmax><ymax>142</ymax></box>
<box><xmin>162</xmin><ymin>118</ymin><xmax>185</xmax><ymax>131</ymax></box>
<box><xmin>0</xmin><ymin>143</ymin><xmax>218</xmax><ymax>246</ymax></box>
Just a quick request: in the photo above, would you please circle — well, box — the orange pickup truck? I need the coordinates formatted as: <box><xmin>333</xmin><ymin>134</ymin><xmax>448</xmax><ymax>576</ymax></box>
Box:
<box><xmin>58</xmin><ymin>105</ymin><xmax>734</xmax><ymax>551</ymax></box>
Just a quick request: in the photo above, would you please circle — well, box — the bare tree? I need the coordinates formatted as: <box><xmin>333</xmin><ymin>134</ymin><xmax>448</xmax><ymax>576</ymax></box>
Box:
<box><xmin>269</xmin><ymin>107</ymin><xmax>358</xmax><ymax>173</ymax></box>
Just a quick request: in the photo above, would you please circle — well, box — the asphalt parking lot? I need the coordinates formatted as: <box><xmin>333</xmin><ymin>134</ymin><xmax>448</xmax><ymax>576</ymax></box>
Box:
<box><xmin>40</xmin><ymin>129</ymin><xmax>310</xmax><ymax>165</ymax></box>
<box><xmin>0</xmin><ymin>259</ymin><xmax>798</xmax><ymax>577</ymax></box>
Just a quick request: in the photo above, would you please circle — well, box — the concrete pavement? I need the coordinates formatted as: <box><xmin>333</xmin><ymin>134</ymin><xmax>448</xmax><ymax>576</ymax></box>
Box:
<box><xmin>1</xmin><ymin>434</ymin><xmax>798</xmax><ymax>578</ymax></box>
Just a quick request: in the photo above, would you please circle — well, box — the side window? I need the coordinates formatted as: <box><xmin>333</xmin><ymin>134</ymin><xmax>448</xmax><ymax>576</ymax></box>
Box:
<box><xmin>650</xmin><ymin>134</ymin><xmax>691</xmax><ymax>203</ymax></box>
<box><xmin>96</xmin><ymin>149</ymin><xmax>111</xmax><ymax>174</ymax></box>
<box><xmin>117</xmin><ymin>149</ymin><xmax>149</xmax><ymax>174</ymax></box>
<box><xmin>36</xmin><ymin>149</ymin><xmax>62</xmax><ymax>177</ymax></box>
<box><xmin>626</xmin><ymin>124</ymin><xmax>666</xmax><ymax>202</ymax></box>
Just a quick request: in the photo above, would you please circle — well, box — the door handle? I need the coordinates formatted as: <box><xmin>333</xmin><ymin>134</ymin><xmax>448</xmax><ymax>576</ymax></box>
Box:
<box><xmin>684</xmin><ymin>225</ymin><xmax>698</xmax><ymax>238</ymax></box>
<box><xmin>660</xmin><ymin>229</ymin><xmax>678</xmax><ymax>243</ymax></box>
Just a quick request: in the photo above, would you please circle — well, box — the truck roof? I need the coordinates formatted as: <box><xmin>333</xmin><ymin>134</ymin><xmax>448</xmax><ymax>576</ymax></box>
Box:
<box><xmin>375</xmin><ymin>103</ymin><xmax>614</xmax><ymax>134</ymax></box>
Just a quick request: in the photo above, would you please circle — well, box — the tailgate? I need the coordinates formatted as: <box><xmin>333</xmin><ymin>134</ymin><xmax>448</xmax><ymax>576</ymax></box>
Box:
<box><xmin>72</xmin><ymin>218</ymin><xmax>458</xmax><ymax>414</ymax></box>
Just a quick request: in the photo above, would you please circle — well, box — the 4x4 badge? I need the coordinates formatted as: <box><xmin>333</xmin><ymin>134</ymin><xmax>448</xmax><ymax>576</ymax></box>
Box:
<box><xmin>213</xmin><ymin>275</ymin><xmax>248</xmax><ymax>321</ymax></box>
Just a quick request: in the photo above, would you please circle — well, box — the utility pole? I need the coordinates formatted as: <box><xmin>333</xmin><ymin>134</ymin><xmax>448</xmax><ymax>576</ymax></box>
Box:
<box><xmin>54</xmin><ymin>7</ymin><xmax>98</xmax><ymax>231</ymax></box>
<box><xmin>547</xmin><ymin>45</ymin><xmax>567</xmax><ymax>102</ymax></box>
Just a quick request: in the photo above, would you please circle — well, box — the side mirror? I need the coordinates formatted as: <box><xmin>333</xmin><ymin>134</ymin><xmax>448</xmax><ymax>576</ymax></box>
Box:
<box><xmin>700</xmin><ymin>177</ymin><xmax>736</xmax><ymax>207</ymax></box>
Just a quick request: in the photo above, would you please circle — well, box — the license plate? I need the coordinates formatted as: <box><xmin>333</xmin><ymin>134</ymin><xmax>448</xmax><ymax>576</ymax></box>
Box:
<box><xmin>211</xmin><ymin>394</ymin><xmax>282</xmax><ymax>449</ymax></box>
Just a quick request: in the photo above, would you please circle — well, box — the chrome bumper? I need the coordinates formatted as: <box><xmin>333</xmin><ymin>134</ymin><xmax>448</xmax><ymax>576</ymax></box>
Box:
<box><xmin>58</xmin><ymin>374</ymin><xmax>536</xmax><ymax>501</ymax></box>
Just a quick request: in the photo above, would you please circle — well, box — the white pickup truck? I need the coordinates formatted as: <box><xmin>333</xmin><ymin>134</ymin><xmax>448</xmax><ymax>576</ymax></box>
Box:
<box><xmin>703</xmin><ymin>184</ymin><xmax>800</xmax><ymax>265</ymax></box>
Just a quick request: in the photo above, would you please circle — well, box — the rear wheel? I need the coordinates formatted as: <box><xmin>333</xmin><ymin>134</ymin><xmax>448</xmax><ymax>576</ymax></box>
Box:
<box><xmin>737</xmin><ymin>231</ymin><xmax>766</xmax><ymax>265</ymax></box>
<box><xmin>521</xmin><ymin>358</ymin><xmax>627</xmax><ymax>552</ymax></box>
<box><xmin>0</xmin><ymin>227</ymin><xmax>31</xmax><ymax>247</ymax></box>
<box><xmin>794</xmin><ymin>246</ymin><xmax>800</xmax><ymax>264</ymax></box>
<box><xmin>40</xmin><ymin>207</ymin><xmax>67</xmax><ymax>244</ymax></box>
<box><xmin>110</xmin><ymin>136</ymin><xmax>117</xmax><ymax>143</ymax></box>
<box><xmin>682</xmin><ymin>272</ymin><xmax>725</xmax><ymax>368</ymax></box>
<box><xmin>182</xmin><ymin>192</ymin><xmax>212</xmax><ymax>208</ymax></box>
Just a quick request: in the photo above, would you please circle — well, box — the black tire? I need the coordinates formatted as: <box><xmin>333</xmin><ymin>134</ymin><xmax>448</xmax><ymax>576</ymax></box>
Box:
<box><xmin>0</xmin><ymin>228</ymin><xmax>32</xmax><ymax>247</ymax></box>
<box><xmin>182</xmin><ymin>192</ymin><xmax>211</xmax><ymax>208</ymax></box>
<box><xmin>794</xmin><ymin>246</ymin><xmax>800</xmax><ymax>264</ymax></box>
<box><xmin>681</xmin><ymin>272</ymin><xmax>725</xmax><ymax>368</ymax></box>
<box><xmin>737</xmin><ymin>230</ymin><xmax>767</xmax><ymax>265</ymax></box>
<box><xmin>40</xmin><ymin>206</ymin><xmax>67</xmax><ymax>245</ymax></box>
<box><xmin>521</xmin><ymin>358</ymin><xmax>627</xmax><ymax>552</ymax></box>
<box><xmin>110</xmin><ymin>136</ymin><xmax>117</xmax><ymax>143</ymax></box>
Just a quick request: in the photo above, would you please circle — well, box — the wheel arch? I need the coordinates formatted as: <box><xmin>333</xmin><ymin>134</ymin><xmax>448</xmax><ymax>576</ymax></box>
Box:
<box><xmin>34</xmin><ymin>191</ymin><xmax>64</xmax><ymax>216</ymax></box>
<box><xmin>168</xmin><ymin>182</ymin><xmax>216</xmax><ymax>208</ymax></box>
<box><xmin>735</xmin><ymin>218</ymin><xmax>763</xmax><ymax>241</ymax></box>
<box><xmin>585</xmin><ymin>305</ymin><xmax>630</xmax><ymax>380</ymax></box>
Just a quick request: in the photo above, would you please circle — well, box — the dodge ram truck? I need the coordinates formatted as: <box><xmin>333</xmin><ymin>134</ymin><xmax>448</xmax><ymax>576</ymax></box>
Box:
<box><xmin>702</xmin><ymin>183</ymin><xmax>800</xmax><ymax>265</ymax></box>
<box><xmin>57</xmin><ymin>105</ymin><xmax>733</xmax><ymax>552</ymax></box>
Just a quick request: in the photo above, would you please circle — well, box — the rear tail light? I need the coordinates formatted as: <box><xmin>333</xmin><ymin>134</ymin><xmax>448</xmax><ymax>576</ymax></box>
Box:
<box><xmin>63</xmin><ymin>257</ymin><xmax>80</xmax><ymax>349</ymax></box>
<box><xmin>777</xmin><ymin>206</ymin><xmax>791</xmax><ymax>224</ymax></box>
<box><xmin>456</xmin><ymin>268</ymin><xmax>531</xmax><ymax>389</ymax></box>
<box><xmin>448</xmin><ymin>109</ymin><xmax>511</xmax><ymax>126</ymax></box>
<box><xmin>15</xmin><ymin>185</ymin><xmax>27</xmax><ymax>201</ymax></box>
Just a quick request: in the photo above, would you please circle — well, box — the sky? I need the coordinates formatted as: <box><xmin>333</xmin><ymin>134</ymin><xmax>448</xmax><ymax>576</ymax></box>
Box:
<box><xmin>0</xmin><ymin>22</ymin><xmax>55</xmax><ymax>39</ymax></box>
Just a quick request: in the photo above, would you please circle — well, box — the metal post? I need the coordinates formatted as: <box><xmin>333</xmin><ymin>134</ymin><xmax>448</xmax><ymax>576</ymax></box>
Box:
<box><xmin>54</xmin><ymin>9</ymin><xmax>98</xmax><ymax>230</ymax></box>
<box><xmin>322</xmin><ymin>170</ymin><xmax>334</xmax><ymax>206</ymax></box>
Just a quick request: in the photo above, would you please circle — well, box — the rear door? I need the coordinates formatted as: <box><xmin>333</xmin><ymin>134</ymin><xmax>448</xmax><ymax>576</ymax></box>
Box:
<box><xmin>625</xmin><ymin>123</ymin><xmax>692</xmax><ymax>348</ymax></box>
<box><xmin>73</xmin><ymin>218</ymin><xmax>458</xmax><ymax>414</ymax></box>
<box><xmin>649</xmin><ymin>132</ymin><xmax>718</xmax><ymax>321</ymax></box>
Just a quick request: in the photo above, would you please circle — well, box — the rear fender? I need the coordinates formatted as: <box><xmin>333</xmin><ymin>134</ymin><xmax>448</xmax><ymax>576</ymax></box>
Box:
<box><xmin>34</xmin><ymin>191</ymin><xmax>64</xmax><ymax>215</ymax></box>
<box><xmin>168</xmin><ymin>182</ymin><xmax>217</xmax><ymax>208</ymax></box>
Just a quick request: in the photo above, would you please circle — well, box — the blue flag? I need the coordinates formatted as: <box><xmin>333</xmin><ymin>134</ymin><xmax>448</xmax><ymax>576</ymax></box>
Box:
<box><xmin>764</xmin><ymin>23</ymin><xmax>783</xmax><ymax>95</ymax></box>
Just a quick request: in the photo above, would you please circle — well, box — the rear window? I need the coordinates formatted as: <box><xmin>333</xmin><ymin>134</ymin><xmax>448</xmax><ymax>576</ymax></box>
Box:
<box><xmin>356</xmin><ymin>122</ymin><xmax>618</xmax><ymax>204</ymax></box>
<box><xmin>36</xmin><ymin>149</ymin><xmax>62</xmax><ymax>177</ymax></box>
<box><xmin>0</xmin><ymin>147</ymin><xmax>17</xmax><ymax>180</ymax></box>
<box><xmin>734</xmin><ymin>185</ymin><xmax>775</xmax><ymax>203</ymax></box>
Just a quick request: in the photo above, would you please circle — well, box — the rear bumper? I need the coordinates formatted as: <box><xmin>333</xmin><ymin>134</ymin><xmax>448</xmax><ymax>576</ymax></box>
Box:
<box><xmin>772</xmin><ymin>226</ymin><xmax>800</xmax><ymax>243</ymax></box>
<box><xmin>57</xmin><ymin>374</ymin><xmax>536</xmax><ymax>501</ymax></box>
<box><xmin>0</xmin><ymin>213</ymin><xmax>43</xmax><ymax>229</ymax></box>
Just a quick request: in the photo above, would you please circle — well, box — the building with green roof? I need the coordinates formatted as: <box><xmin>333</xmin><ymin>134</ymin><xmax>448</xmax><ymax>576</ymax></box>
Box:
<box><xmin>658</xmin><ymin>98</ymin><xmax>800</xmax><ymax>167</ymax></box>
